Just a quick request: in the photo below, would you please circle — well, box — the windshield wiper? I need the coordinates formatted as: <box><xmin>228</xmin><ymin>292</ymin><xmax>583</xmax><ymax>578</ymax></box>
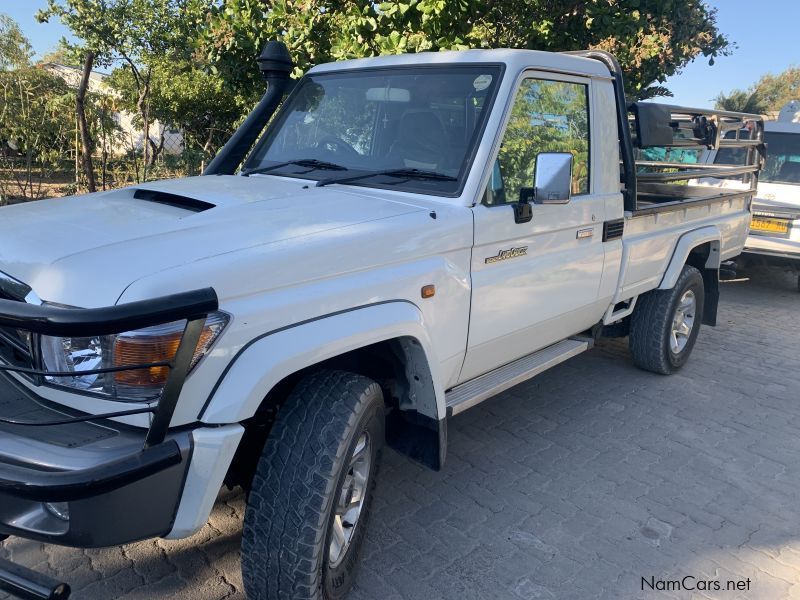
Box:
<box><xmin>316</xmin><ymin>168</ymin><xmax>457</xmax><ymax>188</ymax></box>
<box><xmin>242</xmin><ymin>159</ymin><xmax>347</xmax><ymax>176</ymax></box>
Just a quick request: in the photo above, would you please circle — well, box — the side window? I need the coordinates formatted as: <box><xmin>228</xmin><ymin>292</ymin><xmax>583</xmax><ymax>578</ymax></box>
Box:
<box><xmin>486</xmin><ymin>78</ymin><xmax>590</xmax><ymax>205</ymax></box>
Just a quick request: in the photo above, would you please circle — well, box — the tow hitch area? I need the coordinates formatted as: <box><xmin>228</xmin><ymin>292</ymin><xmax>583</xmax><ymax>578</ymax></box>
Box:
<box><xmin>0</xmin><ymin>556</ymin><xmax>70</xmax><ymax>600</ymax></box>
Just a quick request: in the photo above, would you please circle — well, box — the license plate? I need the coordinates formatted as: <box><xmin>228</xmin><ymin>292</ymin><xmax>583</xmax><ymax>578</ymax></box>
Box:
<box><xmin>751</xmin><ymin>216</ymin><xmax>790</xmax><ymax>234</ymax></box>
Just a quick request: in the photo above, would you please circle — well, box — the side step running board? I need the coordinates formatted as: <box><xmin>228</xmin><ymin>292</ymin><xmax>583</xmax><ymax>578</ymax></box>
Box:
<box><xmin>446</xmin><ymin>338</ymin><xmax>591</xmax><ymax>416</ymax></box>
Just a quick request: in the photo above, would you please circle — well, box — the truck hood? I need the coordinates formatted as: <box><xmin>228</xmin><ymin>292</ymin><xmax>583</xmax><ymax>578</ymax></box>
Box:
<box><xmin>0</xmin><ymin>175</ymin><xmax>426</xmax><ymax>307</ymax></box>
<box><xmin>756</xmin><ymin>182</ymin><xmax>800</xmax><ymax>210</ymax></box>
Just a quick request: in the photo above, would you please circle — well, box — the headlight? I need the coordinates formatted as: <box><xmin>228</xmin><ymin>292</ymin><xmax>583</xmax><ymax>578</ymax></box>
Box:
<box><xmin>39</xmin><ymin>311</ymin><xmax>229</xmax><ymax>401</ymax></box>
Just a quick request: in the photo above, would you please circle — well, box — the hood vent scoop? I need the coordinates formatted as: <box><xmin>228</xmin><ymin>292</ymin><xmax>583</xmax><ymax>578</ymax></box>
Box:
<box><xmin>133</xmin><ymin>189</ymin><xmax>216</xmax><ymax>213</ymax></box>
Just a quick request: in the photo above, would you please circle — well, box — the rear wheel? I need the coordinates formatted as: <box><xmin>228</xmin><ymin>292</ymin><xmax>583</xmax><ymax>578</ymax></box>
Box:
<box><xmin>242</xmin><ymin>370</ymin><xmax>384</xmax><ymax>600</ymax></box>
<box><xmin>629</xmin><ymin>265</ymin><xmax>705</xmax><ymax>375</ymax></box>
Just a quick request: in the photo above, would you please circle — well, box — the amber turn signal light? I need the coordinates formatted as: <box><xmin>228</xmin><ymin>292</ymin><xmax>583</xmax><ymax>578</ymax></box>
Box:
<box><xmin>114</xmin><ymin>327</ymin><xmax>215</xmax><ymax>388</ymax></box>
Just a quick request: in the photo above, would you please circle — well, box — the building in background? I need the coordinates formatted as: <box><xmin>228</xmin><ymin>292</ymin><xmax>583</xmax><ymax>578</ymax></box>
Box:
<box><xmin>41</xmin><ymin>62</ymin><xmax>184</xmax><ymax>158</ymax></box>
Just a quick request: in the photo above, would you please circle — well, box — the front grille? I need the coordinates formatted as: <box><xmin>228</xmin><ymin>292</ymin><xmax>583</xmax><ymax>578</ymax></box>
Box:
<box><xmin>0</xmin><ymin>284</ymin><xmax>36</xmax><ymax>374</ymax></box>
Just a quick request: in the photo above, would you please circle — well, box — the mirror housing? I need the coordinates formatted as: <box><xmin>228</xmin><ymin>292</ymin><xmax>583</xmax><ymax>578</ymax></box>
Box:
<box><xmin>533</xmin><ymin>152</ymin><xmax>573</xmax><ymax>204</ymax></box>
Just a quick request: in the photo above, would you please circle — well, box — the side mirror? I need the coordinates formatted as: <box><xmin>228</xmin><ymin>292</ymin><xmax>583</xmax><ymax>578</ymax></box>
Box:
<box><xmin>533</xmin><ymin>152</ymin><xmax>573</xmax><ymax>204</ymax></box>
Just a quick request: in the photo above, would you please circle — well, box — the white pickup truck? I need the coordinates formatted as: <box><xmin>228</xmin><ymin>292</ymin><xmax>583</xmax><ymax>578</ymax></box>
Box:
<box><xmin>720</xmin><ymin>101</ymin><xmax>800</xmax><ymax>287</ymax></box>
<box><xmin>0</xmin><ymin>44</ymin><xmax>763</xmax><ymax>600</ymax></box>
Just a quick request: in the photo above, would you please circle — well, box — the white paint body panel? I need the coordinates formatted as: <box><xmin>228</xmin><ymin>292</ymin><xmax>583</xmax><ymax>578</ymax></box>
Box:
<box><xmin>201</xmin><ymin>301</ymin><xmax>445</xmax><ymax>424</ymax></box>
<box><xmin>618</xmin><ymin>197</ymin><xmax>749</xmax><ymax>301</ymax></box>
<box><xmin>168</xmin><ymin>424</ymin><xmax>244</xmax><ymax>538</ymax></box>
<box><xmin>0</xmin><ymin>49</ymin><xmax>753</xmax><ymax>538</ymax></box>
<box><xmin>464</xmin><ymin>198</ymin><xmax>608</xmax><ymax>381</ymax></box>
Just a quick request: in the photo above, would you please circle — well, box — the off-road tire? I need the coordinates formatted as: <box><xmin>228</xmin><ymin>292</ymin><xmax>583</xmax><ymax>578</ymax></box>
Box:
<box><xmin>242</xmin><ymin>370</ymin><xmax>385</xmax><ymax>600</ymax></box>
<box><xmin>629</xmin><ymin>264</ymin><xmax>704</xmax><ymax>375</ymax></box>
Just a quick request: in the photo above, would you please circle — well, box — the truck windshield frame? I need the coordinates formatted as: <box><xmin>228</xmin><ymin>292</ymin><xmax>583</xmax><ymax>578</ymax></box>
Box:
<box><xmin>243</xmin><ymin>64</ymin><xmax>505</xmax><ymax>197</ymax></box>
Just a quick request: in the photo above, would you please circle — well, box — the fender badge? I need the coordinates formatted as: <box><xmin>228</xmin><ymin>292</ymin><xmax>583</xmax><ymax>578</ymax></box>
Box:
<box><xmin>485</xmin><ymin>246</ymin><xmax>528</xmax><ymax>264</ymax></box>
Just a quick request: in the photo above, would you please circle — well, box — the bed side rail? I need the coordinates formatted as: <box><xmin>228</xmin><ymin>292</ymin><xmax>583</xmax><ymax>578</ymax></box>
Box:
<box><xmin>564</xmin><ymin>49</ymin><xmax>765</xmax><ymax>213</ymax></box>
<box><xmin>628</xmin><ymin>102</ymin><xmax>765</xmax><ymax>213</ymax></box>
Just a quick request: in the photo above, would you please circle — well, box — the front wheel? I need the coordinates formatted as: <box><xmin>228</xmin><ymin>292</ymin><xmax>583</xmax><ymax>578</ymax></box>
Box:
<box><xmin>242</xmin><ymin>370</ymin><xmax>385</xmax><ymax>600</ymax></box>
<box><xmin>629</xmin><ymin>264</ymin><xmax>705</xmax><ymax>375</ymax></box>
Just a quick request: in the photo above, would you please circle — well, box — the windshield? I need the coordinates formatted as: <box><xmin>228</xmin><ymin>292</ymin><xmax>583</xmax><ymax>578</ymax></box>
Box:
<box><xmin>244</xmin><ymin>66</ymin><xmax>502</xmax><ymax>194</ymax></box>
<box><xmin>761</xmin><ymin>132</ymin><xmax>800</xmax><ymax>184</ymax></box>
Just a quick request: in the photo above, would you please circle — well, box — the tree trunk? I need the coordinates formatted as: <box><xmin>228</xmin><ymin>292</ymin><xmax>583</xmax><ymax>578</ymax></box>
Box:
<box><xmin>201</xmin><ymin>128</ymin><xmax>215</xmax><ymax>174</ymax></box>
<box><xmin>77</xmin><ymin>52</ymin><xmax>97</xmax><ymax>193</ymax></box>
<box><xmin>136</xmin><ymin>78</ymin><xmax>151</xmax><ymax>180</ymax></box>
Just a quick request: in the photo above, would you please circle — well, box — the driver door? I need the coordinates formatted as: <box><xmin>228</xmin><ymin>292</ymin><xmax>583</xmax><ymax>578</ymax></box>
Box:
<box><xmin>460</xmin><ymin>74</ymin><xmax>607</xmax><ymax>382</ymax></box>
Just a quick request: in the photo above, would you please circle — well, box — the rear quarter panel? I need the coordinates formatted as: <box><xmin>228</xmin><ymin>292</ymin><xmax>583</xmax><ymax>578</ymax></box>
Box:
<box><xmin>616</xmin><ymin>196</ymin><xmax>750</xmax><ymax>302</ymax></box>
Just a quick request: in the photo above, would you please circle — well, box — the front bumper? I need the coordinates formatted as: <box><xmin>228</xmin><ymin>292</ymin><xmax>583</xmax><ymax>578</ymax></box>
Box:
<box><xmin>0</xmin><ymin>374</ymin><xmax>192</xmax><ymax>548</ymax></box>
<box><xmin>743</xmin><ymin>235</ymin><xmax>800</xmax><ymax>267</ymax></box>
<box><xmin>0</xmin><ymin>282</ymin><xmax>222</xmax><ymax>548</ymax></box>
<box><xmin>743</xmin><ymin>205</ymin><xmax>800</xmax><ymax>266</ymax></box>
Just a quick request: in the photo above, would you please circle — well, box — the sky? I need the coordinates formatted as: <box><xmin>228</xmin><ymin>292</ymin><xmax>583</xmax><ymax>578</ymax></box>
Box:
<box><xmin>2</xmin><ymin>0</ymin><xmax>75</xmax><ymax>56</ymax></box>
<box><xmin>661</xmin><ymin>0</ymin><xmax>799</xmax><ymax>107</ymax></box>
<box><xmin>2</xmin><ymin>0</ymin><xmax>798</xmax><ymax>109</ymax></box>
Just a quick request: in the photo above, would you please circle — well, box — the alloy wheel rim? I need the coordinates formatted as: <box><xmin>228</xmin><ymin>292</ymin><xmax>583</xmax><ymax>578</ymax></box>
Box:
<box><xmin>329</xmin><ymin>432</ymin><xmax>371</xmax><ymax>568</ymax></box>
<box><xmin>670</xmin><ymin>290</ymin><xmax>696</xmax><ymax>354</ymax></box>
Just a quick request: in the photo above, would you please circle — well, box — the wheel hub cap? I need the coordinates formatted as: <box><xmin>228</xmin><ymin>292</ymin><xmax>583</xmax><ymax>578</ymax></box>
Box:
<box><xmin>329</xmin><ymin>432</ymin><xmax>370</xmax><ymax>568</ymax></box>
<box><xmin>670</xmin><ymin>290</ymin><xmax>696</xmax><ymax>354</ymax></box>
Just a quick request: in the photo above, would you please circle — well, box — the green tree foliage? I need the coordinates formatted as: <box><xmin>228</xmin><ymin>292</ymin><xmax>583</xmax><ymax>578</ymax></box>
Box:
<box><xmin>39</xmin><ymin>0</ymin><xmax>241</xmax><ymax>172</ymax></box>
<box><xmin>108</xmin><ymin>57</ymin><xmax>244</xmax><ymax>169</ymax></box>
<box><xmin>497</xmin><ymin>79</ymin><xmax>589</xmax><ymax>202</ymax></box>
<box><xmin>715</xmin><ymin>66</ymin><xmax>800</xmax><ymax>115</ymax></box>
<box><xmin>0</xmin><ymin>14</ymin><xmax>33</xmax><ymax>70</ymax></box>
<box><xmin>37</xmin><ymin>0</ymin><xmax>192</xmax><ymax>71</ymax></box>
<box><xmin>200</xmin><ymin>0</ymin><xmax>730</xmax><ymax>101</ymax></box>
<box><xmin>0</xmin><ymin>64</ymin><xmax>73</xmax><ymax>200</ymax></box>
<box><xmin>38</xmin><ymin>0</ymin><xmax>206</xmax><ymax>174</ymax></box>
<box><xmin>39</xmin><ymin>38</ymin><xmax>83</xmax><ymax>68</ymax></box>
<box><xmin>752</xmin><ymin>67</ymin><xmax>800</xmax><ymax>112</ymax></box>
<box><xmin>27</xmin><ymin>0</ymin><xmax>732</xmax><ymax>189</ymax></box>
<box><xmin>713</xmin><ymin>89</ymin><xmax>768</xmax><ymax>115</ymax></box>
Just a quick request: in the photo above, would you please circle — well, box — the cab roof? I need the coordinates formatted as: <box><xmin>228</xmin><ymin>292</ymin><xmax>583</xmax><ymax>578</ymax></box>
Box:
<box><xmin>766</xmin><ymin>100</ymin><xmax>800</xmax><ymax>134</ymax></box>
<box><xmin>307</xmin><ymin>48</ymin><xmax>613</xmax><ymax>79</ymax></box>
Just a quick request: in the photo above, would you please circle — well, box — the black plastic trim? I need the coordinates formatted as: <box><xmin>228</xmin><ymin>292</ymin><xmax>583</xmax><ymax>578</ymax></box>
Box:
<box><xmin>631</xmin><ymin>189</ymin><xmax>753</xmax><ymax>217</ymax></box>
<box><xmin>0</xmin><ymin>273</ymin><xmax>31</xmax><ymax>302</ymax></box>
<box><xmin>0</xmin><ymin>440</ymin><xmax>182</xmax><ymax>502</ymax></box>
<box><xmin>203</xmin><ymin>42</ymin><xmax>293</xmax><ymax>175</ymax></box>
<box><xmin>603</xmin><ymin>218</ymin><xmax>625</xmax><ymax>242</ymax></box>
<box><xmin>740</xmin><ymin>250</ymin><xmax>800</xmax><ymax>267</ymax></box>
<box><xmin>701</xmin><ymin>268</ymin><xmax>719</xmax><ymax>327</ymax></box>
<box><xmin>386</xmin><ymin>409</ymin><xmax>446</xmax><ymax>471</ymax></box>
<box><xmin>133</xmin><ymin>189</ymin><xmax>215</xmax><ymax>212</ymax></box>
<box><xmin>0</xmin><ymin>288</ymin><xmax>218</xmax><ymax>337</ymax></box>
<box><xmin>564</xmin><ymin>51</ymin><xmax>637</xmax><ymax>211</ymax></box>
